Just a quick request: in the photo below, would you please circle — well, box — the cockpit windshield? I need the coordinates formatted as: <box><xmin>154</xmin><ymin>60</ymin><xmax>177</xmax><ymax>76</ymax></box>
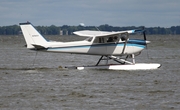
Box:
<box><xmin>85</xmin><ymin>37</ymin><xmax>93</xmax><ymax>42</ymax></box>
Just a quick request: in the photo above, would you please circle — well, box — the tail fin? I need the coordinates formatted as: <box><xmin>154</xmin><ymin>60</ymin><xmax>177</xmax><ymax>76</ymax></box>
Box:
<box><xmin>19</xmin><ymin>22</ymin><xmax>48</xmax><ymax>49</ymax></box>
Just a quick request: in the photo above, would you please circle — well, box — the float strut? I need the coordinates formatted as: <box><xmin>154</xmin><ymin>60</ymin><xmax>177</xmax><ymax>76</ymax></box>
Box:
<box><xmin>132</xmin><ymin>54</ymin><xmax>135</xmax><ymax>64</ymax></box>
<box><xmin>96</xmin><ymin>56</ymin><xmax>104</xmax><ymax>66</ymax></box>
<box><xmin>106</xmin><ymin>56</ymin><xmax>109</xmax><ymax>65</ymax></box>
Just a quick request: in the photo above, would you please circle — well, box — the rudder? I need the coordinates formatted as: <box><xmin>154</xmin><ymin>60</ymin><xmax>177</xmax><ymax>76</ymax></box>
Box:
<box><xmin>19</xmin><ymin>22</ymin><xmax>48</xmax><ymax>49</ymax></box>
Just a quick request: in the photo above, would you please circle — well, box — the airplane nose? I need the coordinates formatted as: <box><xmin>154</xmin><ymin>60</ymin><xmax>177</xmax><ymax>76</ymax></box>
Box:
<box><xmin>146</xmin><ymin>40</ymin><xmax>151</xmax><ymax>44</ymax></box>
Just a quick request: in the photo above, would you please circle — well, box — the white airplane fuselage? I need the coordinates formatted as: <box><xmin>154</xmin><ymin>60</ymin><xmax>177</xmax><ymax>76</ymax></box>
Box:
<box><xmin>19</xmin><ymin>22</ymin><xmax>148</xmax><ymax>56</ymax></box>
<box><xmin>38</xmin><ymin>39</ymin><xmax>146</xmax><ymax>56</ymax></box>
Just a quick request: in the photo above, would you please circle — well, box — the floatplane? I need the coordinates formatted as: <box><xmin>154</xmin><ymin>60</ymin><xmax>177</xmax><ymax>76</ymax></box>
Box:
<box><xmin>19</xmin><ymin>22</ymin><xmax>161</xmax><ymax>70</ymax></box>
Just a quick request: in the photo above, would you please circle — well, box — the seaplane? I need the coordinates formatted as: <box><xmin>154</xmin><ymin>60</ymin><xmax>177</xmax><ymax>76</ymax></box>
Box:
<box><xmin>19</xmin><ymin>22</ymin><xmax>161</xmax><ymax>70</ymax></box>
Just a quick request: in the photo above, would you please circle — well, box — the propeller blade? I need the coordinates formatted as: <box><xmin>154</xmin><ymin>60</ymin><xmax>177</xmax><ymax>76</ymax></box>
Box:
<box><xmin>141</xmin><ymin>26</ymin><xmax>146</xmax><ymax>40</ymax></box>
<box><xmin>143</xmin><ymin>30</ymin><xmax>146</xmax><ymax>40</ymax></box>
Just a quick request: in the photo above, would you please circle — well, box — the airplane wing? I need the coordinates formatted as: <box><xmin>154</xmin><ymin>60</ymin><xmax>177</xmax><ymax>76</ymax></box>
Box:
<box><xmin>73</xmin><ymin>30</ymin><xmax>142</xmax><ymax>37</ymax></box>
<box><xmin>73</xmin><ymin>30</ymin><xmax>109</xmax><ymax>37</ymax></box>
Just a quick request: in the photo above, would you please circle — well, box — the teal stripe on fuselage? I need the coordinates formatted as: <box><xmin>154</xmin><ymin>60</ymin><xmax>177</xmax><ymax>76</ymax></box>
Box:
<box><xmin>128</xmin><ymin>39</ymin><xmax>147</xmax><ymax>45</ymax></box>
<box><xmin>47</xmin><ymin>42</ymin><xmax>145</xmax><ymax>51</ymax></box>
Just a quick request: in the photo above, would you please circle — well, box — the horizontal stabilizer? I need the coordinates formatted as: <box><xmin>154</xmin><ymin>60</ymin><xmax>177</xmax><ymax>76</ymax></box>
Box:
<box><xmin>32</xmin><ymin>44</ymin><xmax>46</xmax><ymax>50</ymax></box>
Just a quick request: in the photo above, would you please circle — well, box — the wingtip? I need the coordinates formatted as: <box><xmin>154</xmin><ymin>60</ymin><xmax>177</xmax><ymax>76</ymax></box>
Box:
<box><xmin>19</xmin><ymin>21</ymin><xmax>31</xmax><ymax>25</ymax></box>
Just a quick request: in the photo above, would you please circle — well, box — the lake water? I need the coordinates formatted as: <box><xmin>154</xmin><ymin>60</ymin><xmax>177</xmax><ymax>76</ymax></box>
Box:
<box><xmin>0</xmin><ymin>35</ymin><xmax>180</xmax><ymax>109</ymax></box>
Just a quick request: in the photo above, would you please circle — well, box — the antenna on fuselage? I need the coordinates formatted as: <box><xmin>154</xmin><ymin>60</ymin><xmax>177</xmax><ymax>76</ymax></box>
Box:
<box><xmin>79</xmin><ymin>23</ymin><xmax>100</xmax><ymax>31</ymax></box>
<box><xmin>79</xmin><ymin>23</ymin><xmax>85</xmax><ymax>27</ymax></box>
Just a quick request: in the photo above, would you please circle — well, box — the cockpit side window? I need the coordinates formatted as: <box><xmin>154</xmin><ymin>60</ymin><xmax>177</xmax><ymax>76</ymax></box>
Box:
<box><xmin>93</xmin><ymin>36</ymin><xmax>120</xmax><ymax>44</ymax></box>
<box><xmin>93</xmin><ymin>37</ymin><xmax>105</xmax><ymax>43</ymax></box>
<box><xmin>107</xmin><ymin>36</ymin><xmax>119</xmax><ymax>43</ymax></box>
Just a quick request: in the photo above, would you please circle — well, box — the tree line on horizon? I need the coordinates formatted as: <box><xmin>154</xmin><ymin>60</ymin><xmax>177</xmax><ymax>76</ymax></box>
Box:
<box><xmin>0</xmin><ymin>24</ymin><xmax>180</xmax><ymax>35</ymax></box>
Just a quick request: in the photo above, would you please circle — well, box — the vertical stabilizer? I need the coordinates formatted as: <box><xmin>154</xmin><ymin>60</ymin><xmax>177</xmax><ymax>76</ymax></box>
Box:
<box><xmin>19</xmin><ymin>22</ymin><xmax>48</xmax><ymax>49</ymax></box>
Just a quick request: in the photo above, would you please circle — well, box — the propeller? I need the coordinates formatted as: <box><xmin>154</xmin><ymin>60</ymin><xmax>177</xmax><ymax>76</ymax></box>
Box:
<box><xmin>142</xmin><ymin>27</ymin><xmax>150</xmax><ymax>58</ymax></box>
<box><xmin>142</xmin><ymin>26</ymin><xmax>146</xmax><ymax>40</ymax></box>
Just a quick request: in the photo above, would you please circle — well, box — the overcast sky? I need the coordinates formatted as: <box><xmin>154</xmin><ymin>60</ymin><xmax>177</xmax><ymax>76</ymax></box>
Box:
<box><xmin>0</xmin><ymin>0</ymin><xmax>180</xmax><ymax>27</ymax></box>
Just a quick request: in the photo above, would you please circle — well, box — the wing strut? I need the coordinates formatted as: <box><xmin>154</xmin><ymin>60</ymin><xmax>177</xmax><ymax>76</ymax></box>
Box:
<box><xmin>121</xmin><ymin>32</ymin><xmax>129</xmax><ymax>54</ymax></box>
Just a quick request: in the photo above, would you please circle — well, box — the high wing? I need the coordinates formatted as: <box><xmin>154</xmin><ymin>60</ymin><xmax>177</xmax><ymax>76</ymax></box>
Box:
<box><xmin>73</xmin><ymin>30</ymin><xmax>139</xmax><ymax>37</ymax></box>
